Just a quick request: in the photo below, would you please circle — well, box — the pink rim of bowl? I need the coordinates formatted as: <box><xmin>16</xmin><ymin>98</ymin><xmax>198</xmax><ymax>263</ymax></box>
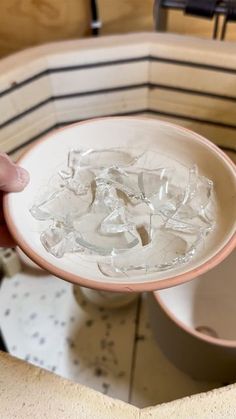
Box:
<box><xmin>3</xmin><ymin>117</ymin><xmax>236</xmax><ymax>293</ymax></box>
<box><xmin>153</xmin><ymin>289</ymin><xmax>236</xmax><ymax>349</ymax></box>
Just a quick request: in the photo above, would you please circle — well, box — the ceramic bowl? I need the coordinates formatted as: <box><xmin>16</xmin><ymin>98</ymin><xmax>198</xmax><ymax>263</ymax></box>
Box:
<box><xmin>3</xmin><ymin>117</ymin><xmax>236</xmax><ymax>292</ymax></box>
<box><xmin>16</xmin><ymin>247</ymin><xmax>44</xmax><ymax>271</ymax></box>
<box><xmin>149</xmin><ymin>250</ymin><xmax>236</xmax><ymax>382</ymax></box>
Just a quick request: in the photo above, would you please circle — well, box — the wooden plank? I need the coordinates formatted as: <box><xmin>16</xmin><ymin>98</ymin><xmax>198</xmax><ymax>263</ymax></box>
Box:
<box><xmin>0</xmin><ymin>0</ymin><xmax>91</xmax><ymax>57</ymax></box>
<box><xmin>1</xmin><ymin>1</ymin><xmax>236</xmax><ymax>59</ymax></box>
<box><xmin>98</xmin><ymin>0</ymin><xmax>153</xmax><ymax>35</ymax></box>
<box><xmin>144</xmin><ymin>112</ymin><xmax>236</xmax><ymax>150</ymax></box>
<box><xmin>168</xmin><ymin>11</ymin><xmax>236</xmax><ymax>41</ymax></box>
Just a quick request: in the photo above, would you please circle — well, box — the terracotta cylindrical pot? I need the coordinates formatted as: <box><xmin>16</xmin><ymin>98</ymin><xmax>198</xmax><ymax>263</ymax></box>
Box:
<box><xmin>149</xmin><ymin>251</ymin><xmax>236</xmax><ymax>382</ymax></box>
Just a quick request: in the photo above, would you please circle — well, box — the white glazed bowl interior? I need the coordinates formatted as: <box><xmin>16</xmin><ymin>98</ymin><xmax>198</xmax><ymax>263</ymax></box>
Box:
<box><xmin>157</xmin><ymin>250</ymin><xmax>236</xmax><ymax>342</ymax></box>
<box><xmin>4</xmin><ymin>117</ymin><xmax>236</xmax><ymax>291</ymax></box>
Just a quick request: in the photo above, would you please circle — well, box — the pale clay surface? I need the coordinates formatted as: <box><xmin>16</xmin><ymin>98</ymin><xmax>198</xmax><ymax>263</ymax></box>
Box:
<box><xmin>1</xmin><ymin>351</ymin><xmax>236</xmax><ymax>419</ymax></box>
<box><xmin>0</xmin><ymin>351</ymin><xmax>138</xmax><ymax>419</ymax></box>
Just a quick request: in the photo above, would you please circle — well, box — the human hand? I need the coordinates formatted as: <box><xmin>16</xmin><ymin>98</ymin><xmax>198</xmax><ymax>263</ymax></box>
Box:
<box><xmin>0</xmin><ymin>153</ymin><xmax>29</xmax><ymax>247</ymax></box>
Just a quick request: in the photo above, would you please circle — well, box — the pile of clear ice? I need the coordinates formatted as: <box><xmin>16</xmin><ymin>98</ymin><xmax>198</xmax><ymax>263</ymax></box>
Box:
<box><xmin>30</xmin><ymin>148</ymin><xmax>216</xmax><ymax>278</ymax></box>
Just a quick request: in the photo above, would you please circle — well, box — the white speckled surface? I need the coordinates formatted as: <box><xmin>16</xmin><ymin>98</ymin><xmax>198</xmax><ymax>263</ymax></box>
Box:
<box><xmin>0</xmin><ymin>263</ymin><xmax>223</xmax><ymax>407</ymax></box>
<box><xmin>0</xmin><ymin>267</ymin><xmax>137</xmax><ymax>402</ymax></box>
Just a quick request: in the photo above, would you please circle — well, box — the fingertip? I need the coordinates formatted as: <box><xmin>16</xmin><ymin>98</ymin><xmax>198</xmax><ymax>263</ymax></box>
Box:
<box><xmin>16</xmin><ymin>167</ymin><xmax>30</xmax><ymax>189</ymax></box>
<box><xmin>0</xmin><ymin>153</ymin><xmax>30</xmax><ymax>193</ymax></box>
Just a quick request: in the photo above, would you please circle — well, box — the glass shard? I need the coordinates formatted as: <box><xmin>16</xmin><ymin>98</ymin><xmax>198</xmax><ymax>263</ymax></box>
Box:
<box><xmin>30</xmin><ymin>147</ymin><xmax>216</xmax><ymax>278</ymax></box>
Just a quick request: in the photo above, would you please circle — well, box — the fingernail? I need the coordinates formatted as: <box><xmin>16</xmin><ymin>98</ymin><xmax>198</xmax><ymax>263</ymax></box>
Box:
<box><xmin>16</xmin><ymin>167</ymin><xmax>30</xmax><ymax>187</ymax></box>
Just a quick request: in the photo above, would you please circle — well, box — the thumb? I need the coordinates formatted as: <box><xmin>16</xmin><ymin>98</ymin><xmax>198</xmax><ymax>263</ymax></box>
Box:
<box><xmin>0</xmin><ymin>153</ymin><xmax>29</xmax><ymax>192</ymax></box>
